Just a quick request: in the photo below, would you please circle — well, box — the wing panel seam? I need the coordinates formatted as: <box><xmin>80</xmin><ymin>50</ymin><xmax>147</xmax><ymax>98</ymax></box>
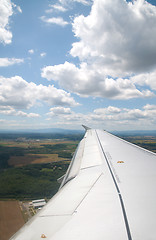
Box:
<box><xmin>95</xmin><ymin>130</ymin><xmax>132</xmax><ymax>240</ymax></box>
<box><xmin>74</xmin><ymin>173</ymin><xmax>103</xmax><ymax>213</ymax></box>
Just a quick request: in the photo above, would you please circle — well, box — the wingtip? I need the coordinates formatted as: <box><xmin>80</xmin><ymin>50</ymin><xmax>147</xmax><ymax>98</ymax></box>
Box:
<box><xmin>82</xmin><ymin>125</ymin><xmax>91</xmax><ymax>131</ymax></box>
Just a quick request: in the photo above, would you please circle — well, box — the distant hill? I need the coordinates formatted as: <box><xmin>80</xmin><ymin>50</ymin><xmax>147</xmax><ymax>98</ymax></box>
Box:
<box><xmin>0</xmin><ymin>128</ymin><xmax>84</xmax><ymax>141</ymax></box>
<box><xmin>0</xmin><ymin>128</ymin><xmax>156</xmax><ymax>136</ymax></box>
<box><xmin>0</xmin><ymin>128</ymin><xmax>84</xmax><ymax>134</ymax></box>
<box><xmin>112</xmin><ymin>130</ymin><xmax>156</xmax><ymax>136</ymax></box>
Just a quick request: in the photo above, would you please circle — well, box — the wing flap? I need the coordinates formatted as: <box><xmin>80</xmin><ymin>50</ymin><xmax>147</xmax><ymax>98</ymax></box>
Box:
<box><xmin>10</xmin><ymin>168</ymin><xmax>103</xmax><ymax>240</ymax></box>
<box><xmin>39</xmin><ymin>169</ymin><xmax>102</xmax><ymax>216</ymax></box>
<box><xmin>10</xmin><ymin>216</ymin><xmax>71</xmax><ymax>240</ymax></box>
<box><xmin>80</xmin><ymin>131</ymin><xmax>103</xmax><ymax>169</ymax></box>
<box><xmin>50</xmin><ymin>173</ymin><xmax>128</xmax><ymax>240</ymax></box>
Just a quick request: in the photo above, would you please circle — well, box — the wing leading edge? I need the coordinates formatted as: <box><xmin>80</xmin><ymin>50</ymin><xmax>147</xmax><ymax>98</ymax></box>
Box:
<box><xmin>10</xmin><ymin>128</ymin><xmax>156</xmax><ymax>240</ymax></box>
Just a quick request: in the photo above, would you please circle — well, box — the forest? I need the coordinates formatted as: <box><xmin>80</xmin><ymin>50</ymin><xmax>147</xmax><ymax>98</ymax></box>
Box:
<box><xmin>0</xmin><ymin>162</ymin><xmax>68</xmax><ymax>199</ymax></box>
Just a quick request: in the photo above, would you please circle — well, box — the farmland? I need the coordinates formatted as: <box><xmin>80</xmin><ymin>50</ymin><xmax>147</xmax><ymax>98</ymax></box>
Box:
<box><xmin>0</xmin><ymin>133</ymin><xmax>156</xmax><ymax>200</ymax></box>
<box><xmin>0</xmin><ymin>201</ymin><xmax>25</xmax><ymax>240</ymax></box>
<box><xmin>0</xmin><ymin>138</ymin><xmax>79</xmax><ymax>199</ymax></box>
<box><xmin>0</xmin><ymin>134</ymin><xmax>155</xmax><ymax>199</ymax></box>
<box><xmin>0</xmin><ymin>140</ymin><xmax>78</xmax><ymax>167</ymax></box>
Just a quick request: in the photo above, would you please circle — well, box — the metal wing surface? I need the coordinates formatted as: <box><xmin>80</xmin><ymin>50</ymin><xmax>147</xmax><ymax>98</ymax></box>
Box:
<box><xmin>10</xmin><ymin>128</ymin><xmax>156</xmax><ymax>240</ymax></box>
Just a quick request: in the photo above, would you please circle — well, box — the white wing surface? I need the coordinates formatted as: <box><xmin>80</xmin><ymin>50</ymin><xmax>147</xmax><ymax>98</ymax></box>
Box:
<box><xmin>10</xmin><ymin>128</ymin><xmax>156</xmax><ymax>240</ymax></box>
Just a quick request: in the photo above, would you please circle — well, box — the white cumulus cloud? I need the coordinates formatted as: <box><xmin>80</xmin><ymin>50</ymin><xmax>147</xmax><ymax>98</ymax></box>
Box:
<box><xmin>0</xmin><ymin>106</ymin><xmax>40</xmax><ymax>118</ymax></box>
<box><xmin>92</xmin><ymin>105</ymin><xmax>156</xmax><ymax>124</ymax></box>
<box><xmin>16</xmin><ymin>111</ymin><xmax>40</xmax><ymax>118</ymax></box>
<box><xmin>94</xmin><ymin>106</ymin><xmax>121</xmax><ymax>115</ymax></box>
<box><xmin>41</xmin><ymin>61</ymin><xmax>154</xmax><ymax>99</ymax></box>
<box><xmin>131</xmin><ymin>70</ymin><xmax>156</xmax><ymax>91</ymax></box>
<box><xmin>0</xmin><ymin>0</ymin><xmax>22</xmax><ymax>44</ymax></box>
<box><xmin>47</xmin><ymin>106</ymin><xmax>72</xmax><ymax>117</ymax></box>
<box><xmin>46</xmin><ymin>104</ymin><xmax>156</xmax><ymax>130</ymax></box>
<box><xmin>41</xmin><ymin>0</ymin><xmax>156</xmax><ymax>100</ymax></box>
<box><xmin>0</xmin><ymin>58</ymin><xmax>24</xmax><ymax>67</ymax></box>
<box><xmin>71</xmin><ymin>0</ymin><xmax>156</xmax><ymax>74</ymax></box>
<box><xmin>0</xmin><ymin>76</ymin><xmax>79</xmax><ymax>110</ymax></box>
<box><xmin>0</xmin><ymin>0</ymin><xmax>13</xmax><ymax>44</ymax></box>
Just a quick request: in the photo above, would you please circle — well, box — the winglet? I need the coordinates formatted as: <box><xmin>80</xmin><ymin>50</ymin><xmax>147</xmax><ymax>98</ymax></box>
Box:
<box><xmin>82</xmin><ymin>125</ymin><xmax>91</xmax><ymax>131</ymax></box>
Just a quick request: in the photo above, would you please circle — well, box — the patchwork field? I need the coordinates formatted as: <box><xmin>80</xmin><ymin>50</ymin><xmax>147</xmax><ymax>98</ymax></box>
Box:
<box><xmin>0</xmin><ymin>201</ymin><xmax>25</xmax><ymax>240</ymax></box>
<box><xmin>0</xmin><ymin>139</ymin><xmax>76</xmax><ymax>200</ymax></box>
<box><xmin>8</xmin><ymin>153</ymin><xmax>65</xmax><ymax>167</ymax></box>
<box><xmin>0</xmin><ymin>139</ymin><xmax>77</xmax><ymax>168</ymax></box>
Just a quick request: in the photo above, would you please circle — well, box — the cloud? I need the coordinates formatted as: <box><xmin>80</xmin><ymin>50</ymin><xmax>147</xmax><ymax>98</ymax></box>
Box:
<box><xmin>131</xmin><ymin>70</ymin><xmax>156</xmax><ymax>91</ymax></box>
<box><xmin>40</xmin><ymin>16</ymin><xmax>68</xmax><ymax>26</ymax></box>
<box><xmin>0</xmin><ymin>0</ymin><xmax>22</xmax><ymax>44</ymax></box>
<box><xmin>28</xmin><ymin>49</ymin><xmax>34</xmax><ymax>54</ymax></box>
<box><xmin>0</xmin><ymin>119</ymin><xmax>6</xmax><ymax>123</ymax></box>
<box><xmin>58</xmin><ymin>0</ymin><xmax>92</xmax><ymax>6</ymax></box>
<box><xmin>44</xmin><ymin>0</ymin><xmax>92</xmax><ymax>16</ymax></box>
<box><xmin>92</xmin><ymin>105</ymin><xmax>156</xmax><ymax>123</ymax></box>
<box><xmin>47</xmin><ymin>111</ymin><xmax>86</xmax><ymax>123</ymax></box>
<box><xmin>0</xmin><ymin>0</ymin><xmax>13</xmax><ymax>44</ymax></box>
<box><xmin>143</xmin><ymin>104</ymin><xmax>156</xmax><ymax>110</ymax></box>
<box><xmin>46</xmin><ymin>4</ymin><xmax>67</xmax><ymax>13</ymax></box>
<box><xmin>46</xmin><ymin>104</ymin><xmax>156</xmax><ymax>130</ymax></box>
<box><xmin>0</xmin><ymin>58</ymin><xmax>24</xmax><ymax>67</ymax></box>
<box><xmin>11</xmin><ymin>2</ymin><xmax>22</xmax><ymax>13</ymax></box>
<box><xmin>40</xmin><ymin>52</ymin><xmax>46</xmax><ymax>57</ymax></box>
<box><xmin>94</xmin><ymin>106</ymin><xmax>121</xmax><ymax>115</ymax></box>
<box><xmin>0</xmin><ymin>106</ymin><xmax>16</xmax><ymax>115</ymax></box>
<box><xmin>0</xmin><ymin>106</ymin><xmax>40</xmax><ymax>118</ymax></box>
<box><xmin>71</xmin><ymin>0</ymin><xmax>156</xmax><ymax>74</ymax></box>
<box><xmin>16</xmin><ymin>111</ymin><xmax>40</xmax><ymax>118</ymax></box>
<box><xmin>47</xmin><ymin>106</ymin><xmax>72</xmax><ymax>117</ymax></box>
<box><xmin>41</xmin><ymin>61</ymin><xmax>154</xmax><ymax>99</ymax></box>
<box><xmin>16</xmin><ymin>6</ymin><xmax>22</xmax><ymax>13</ymax></box>
<box><xmin>41</xmin><ymin>0</ymin><xmax>156</xmax><ymax>100</ymax></box>
<box><xmin>0</xmin><ymin>76</ymin><xmax>78</xmax><ymax>110</ymax></box>
<box><xmin>73</xmin><ymin>0</ymin><xmax>91</xmax><ymax>5</ymax></box>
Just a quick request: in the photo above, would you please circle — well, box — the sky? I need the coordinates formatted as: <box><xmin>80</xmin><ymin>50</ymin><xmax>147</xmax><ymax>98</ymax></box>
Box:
<box><xmin>0</xmin><ymin>0</ymin><xmax>156</xmax><ymax>131</ymax></box>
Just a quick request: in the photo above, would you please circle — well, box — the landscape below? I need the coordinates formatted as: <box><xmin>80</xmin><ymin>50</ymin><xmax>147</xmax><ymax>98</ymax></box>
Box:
<box><xmin>0</xmin><ymin>130</ymin><xmax>156</xmax><ymax>240</ymax></box>
<box><xmin>0</xmin><ymin>130</ymin><xmax>156</xmax><ymax>200</ymax></box>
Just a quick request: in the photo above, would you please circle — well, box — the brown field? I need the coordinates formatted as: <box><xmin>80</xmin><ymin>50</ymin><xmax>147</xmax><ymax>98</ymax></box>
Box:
<box><xmin>8</xmin><ymin>154</ymin><xmax>65</xmax><ymax>167</ymax></box>
<box><xmin>2</xmin><ymin>139</ymin><xmax>76</xmax><ymax>167</ymax></box>
<box><xmin>0</xmin><ymin>201</ymin><xmax>25</xmax><ymax>240</ymax></box>
<box><xmin>0</xmin><ymin>140</ymin><xmax>75</xmax><ymax>148</ymax></box>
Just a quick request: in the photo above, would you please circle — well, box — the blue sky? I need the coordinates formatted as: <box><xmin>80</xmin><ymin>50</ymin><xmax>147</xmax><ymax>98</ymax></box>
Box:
<box><xmin>0</xmin><ymin>0</ymin><xmax>156</xmax><ymax>131</ymax></box>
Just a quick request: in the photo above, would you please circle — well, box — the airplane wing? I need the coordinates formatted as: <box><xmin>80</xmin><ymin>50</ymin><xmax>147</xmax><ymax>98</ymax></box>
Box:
<box><xmin>10</xmin><ymin>127</ymin><xmax>156</xmax><ymax>240</ymax></box>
